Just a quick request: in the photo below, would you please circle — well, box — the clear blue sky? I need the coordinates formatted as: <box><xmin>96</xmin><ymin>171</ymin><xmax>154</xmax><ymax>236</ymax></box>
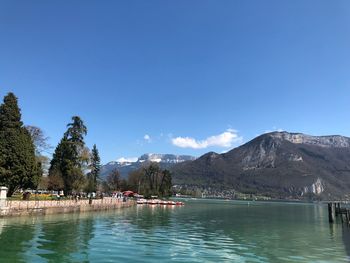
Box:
<box><xmin>1</xmin><ymin>0</ymin><xmax>350</xmax><ymax>163</ymax></box>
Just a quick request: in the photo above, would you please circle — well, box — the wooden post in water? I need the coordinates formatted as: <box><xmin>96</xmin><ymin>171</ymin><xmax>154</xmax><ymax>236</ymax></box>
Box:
<box><xmin>333</xmin><ymin>203</ymin><xmax>337</xmax><ymax>220</ymax></box>
<box><xmin>341</xmin><ymin>211</ymin><xmax>344</xmax><ymax>223</ymax></box>
<box><xmin>335</xmin><ymin>203</ymin><xmax>338</xmax><ymax>216</ymax></box>
<box><xmin>335</xmin><ymin>203</ymin><xmax>340</xmax><ymax>216</ymax></box>
<box><xmin>328</xmin><ymin>203</ymin><xmax>335</xmax><ymax>223</ymax></box>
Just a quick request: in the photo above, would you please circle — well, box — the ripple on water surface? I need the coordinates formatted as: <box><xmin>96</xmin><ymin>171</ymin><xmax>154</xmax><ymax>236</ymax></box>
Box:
<box><xmin>0</xmin><ymin>200</ymin><xmax>349</xmax><ymax>262</ymax></box>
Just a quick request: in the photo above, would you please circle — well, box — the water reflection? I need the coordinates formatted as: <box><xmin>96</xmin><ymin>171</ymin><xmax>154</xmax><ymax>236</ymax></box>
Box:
<box><xmin>0</xmin><ymin>214</ymin><xmax>96</xmax><ymax>263</ymax></box>
<box><xmin>0</xmin><ymin>217</ymin><xmax>36</xmax><ymax>262</ymax></box>
<box><xmin>37</xmin><ymin>215</ymin><xmax>95</xmax><ymax>262</ymax></box>
<box><xmin>0</xmin><ymin>201</ymin><xmax>348</xmax><ymax>262</ymax></box>
<box><xmin>126</xmin><ymin>200</ymin><xmax>349</xmax><ymax>262</ymax></box>
<box><xmin>342</xmin><ymin>224</ymin><xmax>350</xmax><ymax>259</ymax></box>
<box><xmin>130</xmin><ymin>205</ymin><xmax>173</xmax><ymax>233</ymax></box>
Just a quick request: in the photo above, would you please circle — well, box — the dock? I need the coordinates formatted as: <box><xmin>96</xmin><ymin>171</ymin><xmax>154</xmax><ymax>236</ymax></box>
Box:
<box><xmin>328</xmin><ymin>202</ymin><xmax>350</xmax><ymax>224</ymax></box>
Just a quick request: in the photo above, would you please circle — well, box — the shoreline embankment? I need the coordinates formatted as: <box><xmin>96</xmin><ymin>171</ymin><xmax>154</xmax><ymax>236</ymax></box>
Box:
<box><xmin>0</xmin><ymin>197</ymin><xmax>134</xmax><ymax>217</ymax></box>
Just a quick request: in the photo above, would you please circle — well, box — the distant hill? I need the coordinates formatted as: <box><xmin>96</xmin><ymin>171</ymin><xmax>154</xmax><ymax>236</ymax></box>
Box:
<box><xmin>101</xmin><ymin>153</ymin><xmax>196</xmax><ymax>179</ymax></box>
<box><xmin>171</xmin><ymin>132</ymin><xmax>350</xmax><ymax>200</ymax></box>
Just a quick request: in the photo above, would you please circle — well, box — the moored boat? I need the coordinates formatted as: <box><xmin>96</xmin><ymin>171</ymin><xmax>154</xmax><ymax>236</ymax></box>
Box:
<box><xmin>137</xmin><ymin>198</ymin><xmax>184</xmax><ymax>206</ymax></box>
<box><xmin>148</xmin><ymin>199</ymin><xmax>160</xmax><ymax>205</ymax></box>
<box><xmin>137</xmin><ymin>198</ymin><xmax>147</xmax><ymax>204</ymax></box>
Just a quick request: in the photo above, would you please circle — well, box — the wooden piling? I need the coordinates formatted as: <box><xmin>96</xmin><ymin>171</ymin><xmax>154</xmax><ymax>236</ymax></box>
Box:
<box><xmin>328</xmin><ymin>203</ymin><xmax>335</xmax><ymax>223</ymax></box>
<box><xmin>335</xmin><ymin>203</ymin><xmax>338</xmax><ymax>216</ymax></box>
<box><xmin>335</xmin><ymin>203</ymin><xmax>340</xmax><ymax>216</ymax></box>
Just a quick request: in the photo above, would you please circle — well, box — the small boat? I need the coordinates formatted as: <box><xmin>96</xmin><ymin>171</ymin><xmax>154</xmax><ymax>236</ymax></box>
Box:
<box><xmin>137</xmin><ymin>198</ymin><xmax>147</xmax><ymax>204</ymax></box>
<box><xmin>175</xmin><ymin>201</ymin><xmax>184</xmax><ymax>206</ymax></box>
<box><xmin>148</xmin><ymin>199</ymin><xmax>159</xmax><ymax>205</ymax></box>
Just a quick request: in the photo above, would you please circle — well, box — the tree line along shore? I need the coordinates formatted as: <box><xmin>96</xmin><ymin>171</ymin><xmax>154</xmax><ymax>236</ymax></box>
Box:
<box><xmin>0</xmin><ymin>92</ymin><xmax>172</xmax><ymax>201</ymax></box>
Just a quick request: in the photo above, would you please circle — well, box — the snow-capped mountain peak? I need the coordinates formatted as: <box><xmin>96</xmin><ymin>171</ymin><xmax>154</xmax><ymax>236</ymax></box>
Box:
<box><xmin>101</xmin><ymin>153</ymin><xmax>196</xmax><ymax>178</ymax></box>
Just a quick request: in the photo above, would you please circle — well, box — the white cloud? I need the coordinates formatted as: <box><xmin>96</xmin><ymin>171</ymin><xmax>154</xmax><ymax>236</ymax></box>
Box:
<box><xmin>117</xmin><ymin>157</ymin><xmax>138</xmax><ymax>163</ymax></box>
<box><xmin>144</xmin><ymin>134</ymin><xmax>151</xmax><ymax>143</ymax></box>
<box><xmin>171</xmin><ymin>129</ymin><xmax>242</xmax><ymax>149</ymax></box>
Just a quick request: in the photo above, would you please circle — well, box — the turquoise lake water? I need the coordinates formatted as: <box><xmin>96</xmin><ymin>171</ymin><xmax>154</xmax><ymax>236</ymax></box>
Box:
<box><xmin>0</xmin><ymin>199</ymin><xmax>349</xmax><ymax>262</ymax></box>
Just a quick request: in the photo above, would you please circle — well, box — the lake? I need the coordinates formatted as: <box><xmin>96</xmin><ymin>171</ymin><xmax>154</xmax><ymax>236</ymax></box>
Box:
<box><xmin>0</xmin><ymin>199</ymin><xmax>349</xmax><ymax>262</ymax></box>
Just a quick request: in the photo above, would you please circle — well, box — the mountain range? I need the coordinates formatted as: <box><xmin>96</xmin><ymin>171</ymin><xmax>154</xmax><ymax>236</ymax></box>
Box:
<box><xmin>100</xmin><ymin>153</ymin><xmax>196</xmax><ymax>178</ymax></box>
<box><xmin>171</xmin><ymin>131</ymin><xmax>350</xmax><ymax>200</ymax></box>
<box><xmin>101</xmin><ymin>132</ymin><xmax>350</xmax><ymax>200</ymax></box>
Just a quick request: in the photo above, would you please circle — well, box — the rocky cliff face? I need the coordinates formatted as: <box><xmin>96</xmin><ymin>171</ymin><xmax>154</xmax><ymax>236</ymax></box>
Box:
<box><xmin>269</xmin><ymin>132</ymin><xmax>350</xmax><ymax>148</ymax></box>
<box><xmin>171</xmin><ymin>132</ymin><xmax>350</xmax><ymax>200</ymax></box>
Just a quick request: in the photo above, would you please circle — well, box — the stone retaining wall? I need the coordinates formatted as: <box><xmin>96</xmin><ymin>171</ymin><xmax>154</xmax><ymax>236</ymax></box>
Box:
<box><xmin>0</xmin><ymin>197</ymin><xmax>134</xmax><ymax>217</ymax></box>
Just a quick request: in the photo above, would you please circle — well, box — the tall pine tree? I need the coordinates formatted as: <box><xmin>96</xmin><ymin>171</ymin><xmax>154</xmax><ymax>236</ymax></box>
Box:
<box><xmin>49</xmin><ymin>116</ymin><xmax>87</xmax><ymax>195</ymax></box>
<box><xmin>0</xmin><ymin>93</ymin><xmax>41</xmax><ymax>196</ymax></box>
<box><xmin>88</xmin><ymin>144</ymin><xmax>100</xmax><ymax>193</ymax></box>
<box><xmin>85</xmin><ymin>144</ymin><xmax>101</xmax><ymax>196</ymax></box>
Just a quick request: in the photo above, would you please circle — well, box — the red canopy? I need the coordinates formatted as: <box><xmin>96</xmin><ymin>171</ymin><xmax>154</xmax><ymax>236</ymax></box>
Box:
<box><xmin>123</xmin><ymin>190</ymin><xmax>134</xmax><ymax>197</ymax></box>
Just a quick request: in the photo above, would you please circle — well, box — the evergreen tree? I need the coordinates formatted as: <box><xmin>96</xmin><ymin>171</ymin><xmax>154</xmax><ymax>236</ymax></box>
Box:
<box><xmin>49</xmin><ymin>137</ymin><xmax>76</xmax><ymax>194</ymax></box>
<box><xmin>49</xmin><ymin>116</ymin><xmax>87</xmax><ymax>195</ymax></box>
<box><xmin>0</xmin><ymin>93</ymin><xmax>41</xmax><ymax>196</ymax></box>
<box><xmin>65</xmin><ymin>116</ymin><xmax>87</xmax><ymax>156</ymax></box>
<box><xmin>88</xmin><ymin>144</ymin><xmax>100</xmax><ymax>193</ymax></box>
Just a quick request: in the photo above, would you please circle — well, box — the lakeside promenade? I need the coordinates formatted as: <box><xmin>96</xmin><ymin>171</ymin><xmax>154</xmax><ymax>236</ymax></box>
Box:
<box><xmin>0</xmin><ymin>197</ymin><xmax>135</xmax><ymax>217</ymax></box>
